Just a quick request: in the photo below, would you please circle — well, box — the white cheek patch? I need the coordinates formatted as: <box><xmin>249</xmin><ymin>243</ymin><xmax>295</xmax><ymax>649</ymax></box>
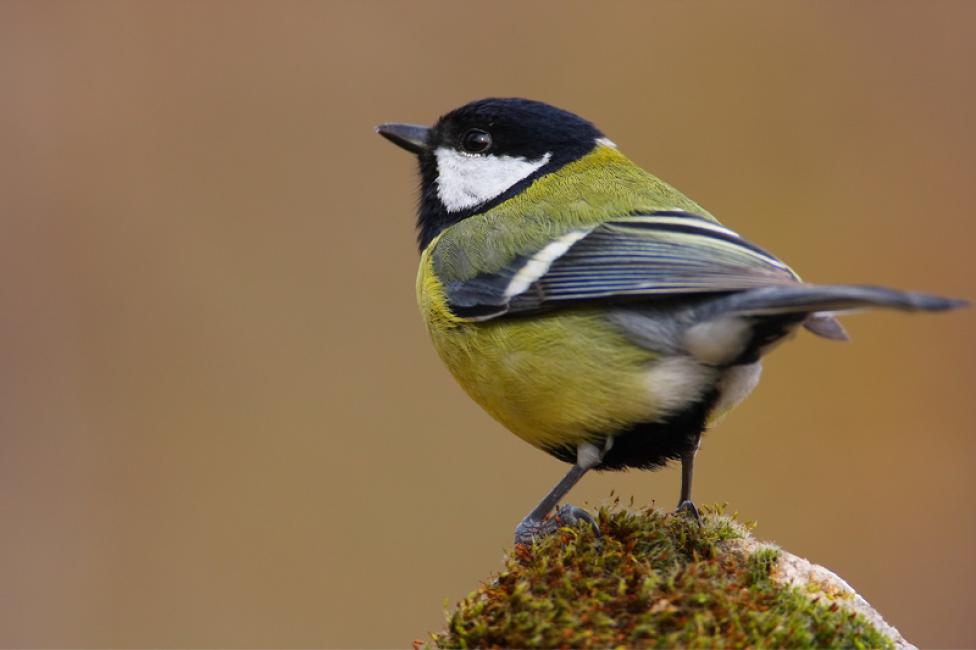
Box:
<box><xmin>434</xmin><ymin>147</ymin><xmax>551</xmax><ymax>213</ymax></box>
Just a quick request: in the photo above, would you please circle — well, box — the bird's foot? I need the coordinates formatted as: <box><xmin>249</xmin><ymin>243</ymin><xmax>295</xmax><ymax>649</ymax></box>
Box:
<box><xmin>514</xmin><ymin>504</ymin><xmax>601</xmax><ymax>546</ymax></box>
<box><xmin>675</xmin><ymin>499</ymin><xmax>702</xmax><ymax>523</ymax></box>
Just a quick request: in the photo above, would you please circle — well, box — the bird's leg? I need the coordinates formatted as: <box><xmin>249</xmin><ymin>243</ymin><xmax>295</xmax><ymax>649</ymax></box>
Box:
<box><xmin>514</xmin><ymin>441</ymin><xmax>604</xmax><ymax>545</ymax></box>
<box><xmin>676</xmin><ymin>433</ymin><xmax>702</xmax><ymax>522</ymax></box>
<box><xmin>514</xmin><ymin>464</ymin><xmax>593</xmax><ymax>545</ymax></box>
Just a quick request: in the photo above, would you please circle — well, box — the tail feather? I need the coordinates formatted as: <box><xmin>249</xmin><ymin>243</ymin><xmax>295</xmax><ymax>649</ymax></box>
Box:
<box><xmin>802</xmin><ymin>312</ymin><xmax>849</xmax><ymax>341</ymax></box>
<box><xmin>712</xmin><ymin>284</ymin><xmax>964</xmax><ymax>315</ymax></box>
<box><xmin>677</xmin><ymin>284</ymin><xmax>967</xmax><ymax>364</ymax></box>
<box><xmin>699</xmin><ymin>284</ymin><xmax>966</xmax><ymax>329</ymax></box>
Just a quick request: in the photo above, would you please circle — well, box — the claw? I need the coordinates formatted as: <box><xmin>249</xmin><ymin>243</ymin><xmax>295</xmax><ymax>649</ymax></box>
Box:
<box><xmin>514</xmin><ymin>516</ymin><xmax>552</xmax><ymax>545</ymax></box>
<box><xmin>676</xmin><ymin>499</ymin><xmax>702</xmax><ymax>524</ymax></box>
<box><xmin>514</xmin><ymin>504</ymin><xmax>602</xmax><ymax>545</ymax></box>
<box><xmin>555</xmin><ymin>504</ymin><xmax>602</xmax><ymax>539</ymax></box>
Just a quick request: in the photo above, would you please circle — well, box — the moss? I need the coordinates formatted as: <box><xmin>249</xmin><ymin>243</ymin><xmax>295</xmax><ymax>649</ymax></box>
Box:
<box><xmin>430</xmin><ymin>503</ymin><xmax>893</xmax><ymax>649</ymax></box>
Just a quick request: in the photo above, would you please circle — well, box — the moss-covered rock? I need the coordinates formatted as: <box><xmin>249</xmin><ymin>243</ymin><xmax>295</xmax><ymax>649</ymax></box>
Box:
<box><xmin>429</xmin><ymin>503</ymin><xmax>909</xmax><ymax>649</ymax></box>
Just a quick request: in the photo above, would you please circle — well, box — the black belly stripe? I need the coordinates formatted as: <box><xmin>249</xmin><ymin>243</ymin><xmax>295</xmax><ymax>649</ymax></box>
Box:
<box><xmin>543</xmin><ymin>387</ymin><xmax>721</xmax><ymax>471</ymax></box>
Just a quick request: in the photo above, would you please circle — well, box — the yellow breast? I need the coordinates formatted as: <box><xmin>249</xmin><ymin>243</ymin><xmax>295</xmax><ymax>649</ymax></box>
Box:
<box><xmin>417</xmin><ymin>249</ymin><xmax>663</xmax><ymax>452</ymax></box>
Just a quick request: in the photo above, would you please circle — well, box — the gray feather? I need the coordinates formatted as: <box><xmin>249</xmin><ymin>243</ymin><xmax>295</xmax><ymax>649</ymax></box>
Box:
<box><xmin>802</xmin><ymin>313</ymin><xmax>850</xmax><ymax>341</ymax></box>
<box><xmin>606</xmin><ymin>285</ymin><xmax>965</xmax><ymax>367</ymax></box>
<box><xmin>695</xmin><ymin>284</ymin><xmax>967</xmax><ymax>321</ymax></box>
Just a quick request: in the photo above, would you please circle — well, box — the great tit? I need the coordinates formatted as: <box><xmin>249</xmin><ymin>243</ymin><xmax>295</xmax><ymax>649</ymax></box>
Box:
<box><xmin>377</xmin><ymin>98</ymin><xmax>964</xmax><ymax>544</ymax></box>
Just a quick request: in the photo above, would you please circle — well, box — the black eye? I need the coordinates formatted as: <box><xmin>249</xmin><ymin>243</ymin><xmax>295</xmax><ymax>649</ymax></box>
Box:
<box><xmin>460</xmin><ymin>129</ymin><xmax>492</xmax><ymax>153</ymax></box>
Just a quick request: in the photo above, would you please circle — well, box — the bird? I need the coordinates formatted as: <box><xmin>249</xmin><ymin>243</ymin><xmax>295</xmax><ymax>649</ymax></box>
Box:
<box><xmin>376</xmin><ymin>98</ymin><xmax>965</xmax><ymax>545</ymax></box>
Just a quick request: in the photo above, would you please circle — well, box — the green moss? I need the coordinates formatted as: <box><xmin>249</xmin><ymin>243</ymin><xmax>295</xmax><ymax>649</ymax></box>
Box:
<box><xmin>431</xmin><ymin>504</ymin><xmax>892</xmax><ymax>649</ymax></box>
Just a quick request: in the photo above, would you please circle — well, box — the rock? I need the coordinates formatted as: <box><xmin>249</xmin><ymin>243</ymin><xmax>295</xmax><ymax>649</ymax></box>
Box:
<box><xmin>724</xmin><ymin>538</ymin><xmax>913</xmax><ymax>650</ymax></box>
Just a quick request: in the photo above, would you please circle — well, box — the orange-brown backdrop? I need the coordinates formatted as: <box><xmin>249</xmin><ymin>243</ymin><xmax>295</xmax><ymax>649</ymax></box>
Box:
<box><xmin>1</xmin><ymin>1</ymin><xmax>974</xmax><ymax>647</ymax></box>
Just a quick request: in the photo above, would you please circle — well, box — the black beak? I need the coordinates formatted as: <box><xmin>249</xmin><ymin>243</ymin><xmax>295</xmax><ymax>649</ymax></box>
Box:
<box><xmin>376</xmin><ymin>123</ymin><xmax>431</xmax><ymax>154</ymax></box>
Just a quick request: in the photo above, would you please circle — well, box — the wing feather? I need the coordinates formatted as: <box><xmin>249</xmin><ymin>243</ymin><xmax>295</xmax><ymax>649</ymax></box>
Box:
<box><xmin>442</xmin><ymin>211</ymin><xmax>800</xmax><ymax>320</ymax></box>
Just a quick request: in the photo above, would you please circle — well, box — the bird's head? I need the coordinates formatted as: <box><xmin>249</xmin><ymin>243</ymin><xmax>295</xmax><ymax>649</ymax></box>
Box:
<box><xmin>377</xmin><ymin>98</ymin><xmax>609</xmax><ymax>249</ymax></box>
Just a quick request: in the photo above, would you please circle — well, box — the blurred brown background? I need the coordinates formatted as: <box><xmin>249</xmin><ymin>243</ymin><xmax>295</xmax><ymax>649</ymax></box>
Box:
<box><xmin>1</xmin><ymin>1</ymin><xmax>974</xmax><ymax>647</ymax></box>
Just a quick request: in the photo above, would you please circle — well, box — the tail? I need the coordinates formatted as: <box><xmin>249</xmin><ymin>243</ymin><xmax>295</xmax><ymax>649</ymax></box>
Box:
<box><xmin>699</xmin><ymin>284</ymin><xmax>967</xmax><ymax>341</ymax></box>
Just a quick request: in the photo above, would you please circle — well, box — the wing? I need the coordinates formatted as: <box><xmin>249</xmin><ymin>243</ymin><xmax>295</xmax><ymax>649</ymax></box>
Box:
<box><xmin>441</xmin><ymin>210</ymin><xmax>801</xmax><ymax>320</ymax></box>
